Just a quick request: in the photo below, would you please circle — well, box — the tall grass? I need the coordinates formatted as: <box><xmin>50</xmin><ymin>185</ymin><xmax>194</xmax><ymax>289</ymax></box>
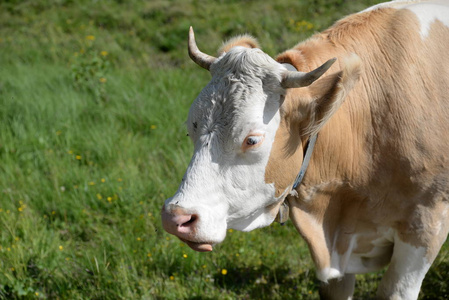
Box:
<box><xmin>0</xmin><ymin>0</ymin><xmax>447</xmax><ymax>299</ymax></box>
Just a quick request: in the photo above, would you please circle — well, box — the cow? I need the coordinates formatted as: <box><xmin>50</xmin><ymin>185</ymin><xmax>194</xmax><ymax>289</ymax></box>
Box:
<box><xmin>161</xmin><ymin>1</ymin><xmax>449</xmax><ymax>299</ymax></box>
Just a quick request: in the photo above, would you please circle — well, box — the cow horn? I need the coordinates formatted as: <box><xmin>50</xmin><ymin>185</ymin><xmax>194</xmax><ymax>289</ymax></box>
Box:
<box><xmin>281</xmin><ymin>58</ymin><xmax>337</xmax><ymax>88</ymax></box>
<box><xmin>188</xmin><ymin>26</ymin><xmax>217</xmax><ymax>70</ymax></box>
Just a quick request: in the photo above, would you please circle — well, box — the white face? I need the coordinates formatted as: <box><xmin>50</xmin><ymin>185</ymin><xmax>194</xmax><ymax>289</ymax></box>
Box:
<box><xmin>162</xmin><ymin>47</ymin><xmax>288</xmax><ymax>248</ymax></box>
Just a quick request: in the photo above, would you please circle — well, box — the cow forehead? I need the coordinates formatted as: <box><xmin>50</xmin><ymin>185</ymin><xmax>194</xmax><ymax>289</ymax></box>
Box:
<box><xmin>210</xmin><ymin>46</ymin><xmax>284</xmax><ymax>78</ymax></box>
<box><xmin>187</xmin><ymin>47</ymin><xmax>285</xmax><ymax>137</ymax></box>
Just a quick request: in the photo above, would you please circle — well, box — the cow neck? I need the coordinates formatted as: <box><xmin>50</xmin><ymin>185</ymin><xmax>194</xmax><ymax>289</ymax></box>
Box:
<box><xmin>275</xmin><ymin>134</ymin><xmax>318</xmax><ymax>225</ymax></box>
<box><xmin>275</xmin><ymin>63</ymin><xmax>319</xmax><ymax>225</ymax></box>
<box><xmin>292</xmin><ymin>134</ymin><xmax>318</xmax><ymax>189</ymax></box>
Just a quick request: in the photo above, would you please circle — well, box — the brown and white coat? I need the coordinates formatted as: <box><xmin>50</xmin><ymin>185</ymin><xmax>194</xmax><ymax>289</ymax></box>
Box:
<box><xmin>162</xmin><ymin>1</ymin><xmax>449</xmax><ymax>299</ymax></box>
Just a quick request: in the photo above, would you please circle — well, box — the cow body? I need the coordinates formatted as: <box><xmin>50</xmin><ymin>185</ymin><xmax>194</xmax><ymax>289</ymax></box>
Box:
<box><xmin>162</xmin><ymin>1</ymin><xmax>449</xmax><ymax>299</ymax></box>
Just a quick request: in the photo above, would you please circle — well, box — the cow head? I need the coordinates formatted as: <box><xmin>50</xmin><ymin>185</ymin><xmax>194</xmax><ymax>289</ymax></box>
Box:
<box><xmin>161</xmin><ymin>27</ymin><xmax>361</xmax><ymax>252</ymax></box>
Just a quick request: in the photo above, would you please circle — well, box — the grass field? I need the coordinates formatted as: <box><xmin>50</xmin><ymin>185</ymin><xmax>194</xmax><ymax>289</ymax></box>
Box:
<box><xmin>0</xmin><ymin>0</ymin><xmax>448</xmax><ymax>299</ymax></box>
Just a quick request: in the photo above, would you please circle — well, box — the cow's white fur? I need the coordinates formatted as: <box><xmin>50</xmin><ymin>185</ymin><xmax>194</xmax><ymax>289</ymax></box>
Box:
<box><xmin>163</xmin><ymin>1</ymin><xmax>449</xmax><ymax>298</ymax></box>
<box><xmin>362</xmin><ymin>1</ymin><xmax>449</xmax><ymax>39</ymax></box>
<box><xmin>406</xmin><ymin>2</ymin><xmax>449</xmax><ymax>38</ymax></box>
<box><xmin>377</xmin><ymin>239</ymin><xmax>432</xmax><ymax>299</ymax></box>
<box><xmin>165</xmin><ymin>47</ymin><xmax>293</xmax><ymax>241</ymax></box>
<box><xmin>362</xmin><ymin>0</ymin><xmax>419</xmax><ymax>12</ymax></box>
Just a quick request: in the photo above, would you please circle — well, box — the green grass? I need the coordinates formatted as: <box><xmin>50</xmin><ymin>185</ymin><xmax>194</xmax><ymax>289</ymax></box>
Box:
<box><xmin>0</xmin><ymin>0</ymin><xmax>448</xmax><ymax>299</ymax></box>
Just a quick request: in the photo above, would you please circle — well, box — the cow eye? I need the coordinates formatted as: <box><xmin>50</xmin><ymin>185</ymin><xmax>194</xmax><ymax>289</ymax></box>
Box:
<box><xmin>242</xmin><ymin>134</ymin><xmax>264</xmax><ymax>151</ymax></box>
<box><xmin>247</xmin><ymin>136</ymin><xmax>262</xmax><ymax>145</ymax></box>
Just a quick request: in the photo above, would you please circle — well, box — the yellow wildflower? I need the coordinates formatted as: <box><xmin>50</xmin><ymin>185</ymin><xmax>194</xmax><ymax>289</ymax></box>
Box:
<box><xmin>117</xmin><ymin>178</ymin><xmax>123</xmax><ymax>182</ymax></box>
<box><xmin>150</xmin><ymin>125</ymin><xmax>157</xmax><ymax>130</ymax></box>
<box><xmin>68</xmin><ymin>150</ymin><xmax>73</xmax><ymax>154</ymax></box>
<box><xmin>183</xmin><ymin>254</ymin><xmax>187</xmax><ymax>258</ymax></box>
<box><xmin>59</xmin><ymin>245</ymin><xmax>63</xmax><ymax>251</ymax></box>
<box><xmin>96</xmin><ymin>194</ymin><xmax>102</xmax><ymax>200</ymax></box>
<box><xmin>169</xmin><ymin>275</ymin><xmax>174</xmax><ymax>280</ymax></box>
<box><xmin>99</xmin><ymin>77</ymin><xmax>107</xmax><ymax>83</ymax></box>
<box><xmin>137</xmin><ymin>237</ymin><xmax>141</xmax><ymax>241</ymax></box>
<box><xmin>76</xmin><ymin>155</ymin><xmax>81</xmax><ymax>160</ymax></box>
<box><xmin>221</xmin><ymin>269</ymin><xmax>228</xmax><ymax>275</ymax></box>
<box><xmin>86</xmin><ymin>35</ymin><xmax>95</xmax><ymax>41</ymax></box>
<box><xmin>88</xmin><ymin>181</ymin><xmax>95</xmax><ymax>186</ymax></box>
<box><xmin>107</xmin><ymin>197</ymin><xmax>112</xmax><ymax>202</ymax></box>
<box><xmin>100</xmin><ymin>51</ymin><xmax>108</xmax><ymax>56</ymax></box>
<box><xmin>101</xmin><ymin>178</ymin><xmax>106</xmax><ymax>183</ymax></box>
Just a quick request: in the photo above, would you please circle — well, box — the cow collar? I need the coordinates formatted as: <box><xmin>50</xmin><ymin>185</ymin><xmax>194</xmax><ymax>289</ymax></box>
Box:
<box><xmin>275</xmin><ymin>134</ymin><xmax>318</xmax><ymax>225</ymax></box>
<box><xmin>274</xmin><ymin>63</ymin><xmax>318</xmax><ymax>225</ymax></box>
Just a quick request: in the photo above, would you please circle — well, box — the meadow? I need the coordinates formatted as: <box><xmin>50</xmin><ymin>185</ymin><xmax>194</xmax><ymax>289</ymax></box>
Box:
<box><xmin>0</xmin><ymin>0</ymin><xmax>448</xmax><ymax>299</ymax></box>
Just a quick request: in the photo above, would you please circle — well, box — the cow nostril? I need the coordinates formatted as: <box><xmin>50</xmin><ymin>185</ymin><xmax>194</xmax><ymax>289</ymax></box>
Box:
<box><xmin>180</xmin><ymin>214</ymin><xmax>198</xmax><ymax>227</ymax></box>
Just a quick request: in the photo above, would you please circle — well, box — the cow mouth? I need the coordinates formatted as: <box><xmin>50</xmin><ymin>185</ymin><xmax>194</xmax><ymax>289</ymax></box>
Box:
<box><xmin>180</xmin><ymin>238</ymin><xmax>213</xmax><ymax>252</ymax></box>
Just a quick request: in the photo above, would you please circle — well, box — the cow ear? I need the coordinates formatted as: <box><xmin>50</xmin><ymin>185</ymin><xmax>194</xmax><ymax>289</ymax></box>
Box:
<box><xmin>300</xmin><ymin>54</ymin><xmax>361</xmax><ymax>136</ymax></box>
<box><xmin>217</xmin><ymin>35</ymin><xmax>260</xmax><ymax>56</ymax></box>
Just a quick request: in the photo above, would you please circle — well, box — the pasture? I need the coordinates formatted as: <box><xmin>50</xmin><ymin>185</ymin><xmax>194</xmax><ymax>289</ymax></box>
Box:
<box><xmin>0</xmin><ymin>0</ymin><xmax>447</xmax><ymax>299</ymax></box>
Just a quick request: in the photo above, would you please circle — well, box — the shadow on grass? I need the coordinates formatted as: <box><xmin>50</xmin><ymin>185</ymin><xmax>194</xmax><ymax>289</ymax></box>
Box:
<box><xmin>420</xmin><ymin>259</ymin><xmax>449</xmax><ymax>300</ymax></box>
<box><xmin>209</xmin><ymin>264</ymin><xmax>319</xmax><ymax>299</ymax></box>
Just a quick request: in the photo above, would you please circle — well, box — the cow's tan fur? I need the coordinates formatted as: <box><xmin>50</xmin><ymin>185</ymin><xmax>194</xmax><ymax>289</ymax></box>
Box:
<box><xmin>164</xmin><ymin>2</ymin><xmax>449</xmax><ymax>298</ymax></box>
<box><xmin>217</xmin><ymin>35</ymin><xmax>260</xmax><ymax>56</ymax></box>
<box><xmin>259</xmin><ymin>4</ymin><xmax>449</xmax><ymax>288</ymax></box>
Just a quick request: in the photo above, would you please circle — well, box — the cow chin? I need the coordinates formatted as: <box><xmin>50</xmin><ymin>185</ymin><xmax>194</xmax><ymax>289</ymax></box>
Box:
<box><xmin>180</xmin><ymin>238</ymin><xmax>214</xmax><ymax>252</ymax></box>
<box><xmin>179</xmin><ymin>211</ymin><xmax>275</xmax><ymax>252</ymax></box>
<box><xmin>228</xmin><ymin>207</ymin><xmax>277</xmax><ymax>232</ymax></box>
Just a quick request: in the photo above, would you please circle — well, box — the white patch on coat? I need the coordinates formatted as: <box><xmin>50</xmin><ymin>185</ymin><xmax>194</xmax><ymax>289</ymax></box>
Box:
<box><xmin>346</xmin><ymin>227</ymin><xmax>395</xmax><ymax>274</ymax></box>
<box><xmin>406</xmin><ymin>2</ymin><xmax>449</xmax><ymax>39</ymax></box>
<box><xmin>316</xmin><ymin>267</ymin><xmax>343</xmax><ymax>282</ymax></box>
<box><xmin>361</xmin><ymin>0</ymin><xmax>419</xmax><ymax>13</ymax></box>
<box><xmin>329</xmin><ymin>233</ymin><xmax>357</xmax><ymax>274</ymax></box>
<box><xmin>361</xmin><ymin>1</ymin><xmax>449</xmax><ymax>40</ymax></box>
<box><xmin>377</xmin><ymin>238</ymin><xmax>432</xmax><ymax>300</ymax></box>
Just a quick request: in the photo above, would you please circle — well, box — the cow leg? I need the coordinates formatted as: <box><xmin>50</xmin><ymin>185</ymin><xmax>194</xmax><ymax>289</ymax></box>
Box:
<box><xmin>319</xmin><ymin>273</ymin><xmax>355</xmax><ymax>300</ymax></box>
<box><xmin>376</xmin><ymin>239</ymin><xmax>431</xmax><ymax>299</ymax></box>
<box><xmin>376</xmin><ymin>202</ymin><xmax>449</xmax><ymax>300</ymax></box>
<box><xmin>376</xmin><ymin>233</ymin><xmax>447</xmax><ymax>299</ymax></box>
